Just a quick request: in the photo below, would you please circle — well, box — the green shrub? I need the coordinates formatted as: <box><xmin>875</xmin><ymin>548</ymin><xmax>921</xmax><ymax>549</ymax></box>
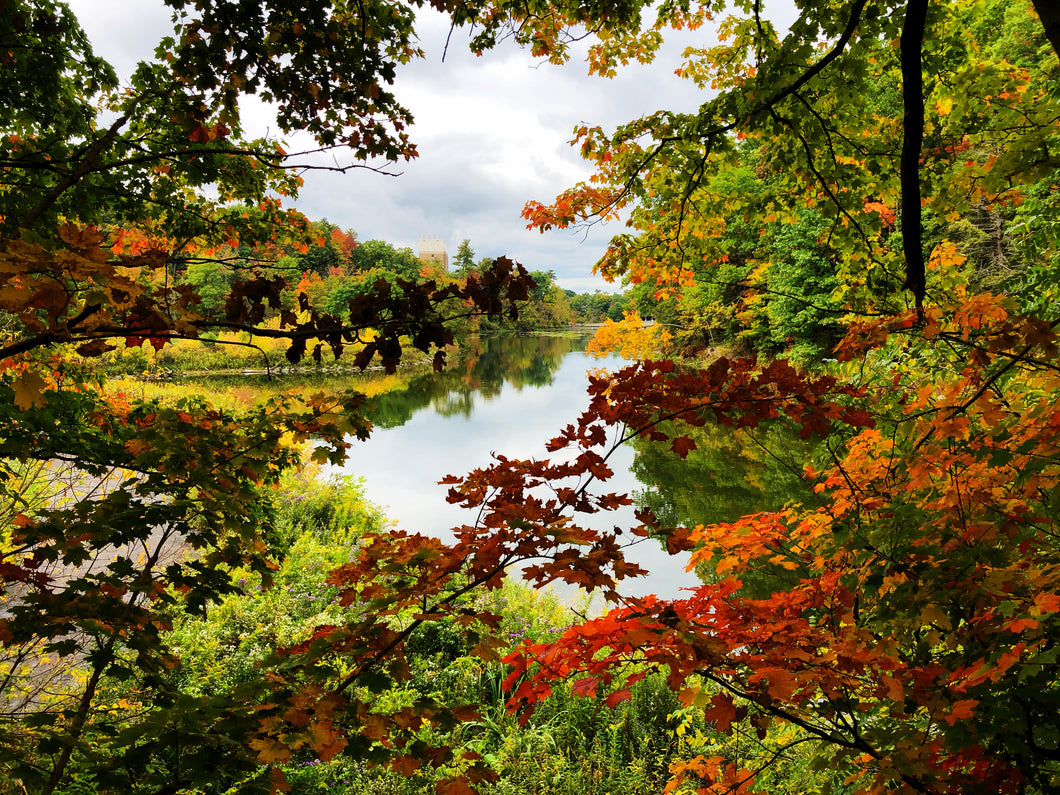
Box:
<box><xmin>164</xmin><ymin>470</ymin><xmax>384</xmax><ymax>696</ymax></box>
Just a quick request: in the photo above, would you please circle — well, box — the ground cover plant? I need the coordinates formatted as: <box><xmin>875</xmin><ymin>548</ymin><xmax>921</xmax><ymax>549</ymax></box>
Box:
<box><xmin>2</xmin><ymin>0</ymin><xmax>1059</xmax><ymax>793</ymax></box>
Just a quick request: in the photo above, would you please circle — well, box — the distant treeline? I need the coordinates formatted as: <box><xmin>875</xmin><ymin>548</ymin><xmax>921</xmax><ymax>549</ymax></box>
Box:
<box><xmin>175</xmin><ymin>223</ymin><xmax>633</xmax><ymax>333</ymax></box>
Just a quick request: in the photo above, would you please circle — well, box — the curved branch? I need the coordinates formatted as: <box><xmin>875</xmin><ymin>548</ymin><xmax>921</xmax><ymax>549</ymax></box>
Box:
<box><xmin>0</xmin><ymin>302</ymin><xmax>102</xmax><ymax>360</ymax></box>
<box><xmin>18</xmin><ymin>96</ymin><xmax>141</xmax><ymax>230</ymax></box>
<box><xmin>566</xmin><ymin>0</ymin><xmax>870</xmax><ymax>230</ymax></box>
<box><xmin>703</xmin><ymin>673</ymin><xmax>941</xmax><ymax>794</ymax></box>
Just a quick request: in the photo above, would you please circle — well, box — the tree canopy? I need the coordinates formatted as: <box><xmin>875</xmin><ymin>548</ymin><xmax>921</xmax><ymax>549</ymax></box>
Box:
<box><xmin>2</xmin><ymin>0</ymin><xmax>1060</xmax><ymax>793</ymax></box>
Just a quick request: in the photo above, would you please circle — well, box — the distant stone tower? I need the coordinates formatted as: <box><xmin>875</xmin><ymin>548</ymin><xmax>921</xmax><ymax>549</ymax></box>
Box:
<box><xmin>418</xmin><ymin>235</ymin><xmax>448</xmax><ymax>271</ymax></box>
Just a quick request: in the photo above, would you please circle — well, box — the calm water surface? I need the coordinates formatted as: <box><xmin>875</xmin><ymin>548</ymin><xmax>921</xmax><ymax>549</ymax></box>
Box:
<box><xmin>327</xmin><ymin>334</ymin><xmax>703</xmax><ymax>599</ymax></box>
<box><xmin>192</xmin><ymin>335</ymin><xmax>813</xmax><ymax>600</ymax></box>
<box><xmin>323</xmin><ymin>334</ymin><xmax>815</xmax><ymax>600</ymax></box>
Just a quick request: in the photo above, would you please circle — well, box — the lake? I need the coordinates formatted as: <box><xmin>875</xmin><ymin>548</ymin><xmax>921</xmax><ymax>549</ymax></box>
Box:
<box><xmin>324</xmin><ymin>334</ymin><xmax>815</xmax><ymax>600</ymax></box>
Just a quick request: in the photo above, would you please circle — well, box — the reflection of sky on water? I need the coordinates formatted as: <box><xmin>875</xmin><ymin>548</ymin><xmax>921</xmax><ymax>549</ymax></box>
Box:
<box><xmin>328</xmin><ymin>349</ymin><xmax>702</xmax><ymax>600</ymax></box>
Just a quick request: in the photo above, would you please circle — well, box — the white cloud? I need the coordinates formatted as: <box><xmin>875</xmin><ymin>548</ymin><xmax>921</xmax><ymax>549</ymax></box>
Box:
<box><xmin>64</xmin><ymin>0</ymin><xmax>727</xmax><ymax>290</ymax></box>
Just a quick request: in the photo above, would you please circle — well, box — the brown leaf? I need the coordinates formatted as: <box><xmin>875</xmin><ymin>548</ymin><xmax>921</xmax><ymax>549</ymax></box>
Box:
<box><xmin>249</xmin><ymin>736</ymin><xmax>291</xmax><ymax>764</ymax></box>
<box><xmin>269</xmin><ymin>768</ymin><xmax>291</xmax><ymax>793</ymax></box>
<box><xmin>670</xmin><ymin>435</ymin><xmax>697</xmax><ymax>458</ymax></box>
<box><xmin>390</xmin><ymin>755</ymin><xmax>421</xmax><ymax>776</ymax></box>
<box><xmin>435</xmin><ymin>777</ymin><xmax>476</xmax><ymax>795</ymax></box>
<box><xmin>76</xmin><ymin>339</ymin><xmax>115</xmax><ymax>357</ymax></box>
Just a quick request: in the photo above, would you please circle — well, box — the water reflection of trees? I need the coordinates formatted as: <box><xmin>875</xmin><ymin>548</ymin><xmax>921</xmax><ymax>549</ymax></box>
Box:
<box><xmin>365</xmin><ymin>334</ymin><xmax>580</xmax><ymax>428</ymax></box>
<box><xmin>630</xmin><ymin>420</ymin><xmax>817</xmax><ymax>530</ymax></box>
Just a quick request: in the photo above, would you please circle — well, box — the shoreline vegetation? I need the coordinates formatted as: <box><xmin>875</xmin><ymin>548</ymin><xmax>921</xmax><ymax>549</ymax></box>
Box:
<box><xmin>86</xmin><ymin>265</ymin><xmax>630</xmax><ymax>379</ymax></box>
<box><xmin>5</xmin><ymin>0</ymin><xmax>1059</xmax><ymax>791</ymax></box>
<box><xmin>182</xmin><ymin>467</ymin><xmax>700</xmax><ymax>795</ymax></box>
<box><xmin>88</xmin><ymin>329</ymin><xmax>778</xmax><ymax>794</ymax></box>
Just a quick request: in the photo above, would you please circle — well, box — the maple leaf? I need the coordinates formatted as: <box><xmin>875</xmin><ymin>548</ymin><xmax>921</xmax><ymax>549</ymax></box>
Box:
<box><xmin>670</xmin><ymin>435</ymin><xmax>697</xmax><ymax>458</ymax></box>
<box><xmin>390</xmin><ymin>755</ymin><xmax>421</xmax><ymax>776</ymax></box>
<box><xmin>76</xmin><ymin>339</ymin><xmax>116</xmax><ymax>357</ymax></box>
<box><xmin>11</xmin><ymin>371</ymin><xmax>48</xmax><ymax>410</ymax></box>
<box><xmin>1033</xmin><ymin>592</ymin><xmax>1060</xmax><ymax>614</ymax></box>
<box><xmin>308</xmin><ymin>720</ymin><xmax>347</xmax><ymax>761</ymax></box>
<box><xmin>862</xmin><ymin>201</ymin><xmax>896</xmax><ymax>228</ymax></box>
<box><xmin>269</xmin><ymin>768</ymin><xmax>291</xmax><ymax>793</ymax></box>
<box><xmin>435</xmin><ymin>777</ymin><xmax>476</xmax><ymax>795</ymax></box>
<box><xmin>464</xmin><ymin>764</ymin><xmax>500</xmax><ymax>785</ymax></box>
<box><xmin>572</xmin><ymin>676</ymin><xmax>599</xmax><ymax>696</ymax></box>
<box><xmin>704</xmin><ymin>693</ymin><xmax>738</xmax><ymax>733</ymax></box>
<box><xmin>663</xmin><ymin>526</ymin><xmax>695</xmax><ymax>555</ymax></box>
<box><xmin>249</xmin><ymin>737</ymin><xmax>291</xmax><ymax>764</ymax></box>
<box><xmin>452</xmin><ymin>705</ymin><xmax>482</xmax><ymax>721</ymax></box>
<box><xmin>944</xmin><ymin>699</ymin><xmax>979</xmax><ymax>726</ymax></box>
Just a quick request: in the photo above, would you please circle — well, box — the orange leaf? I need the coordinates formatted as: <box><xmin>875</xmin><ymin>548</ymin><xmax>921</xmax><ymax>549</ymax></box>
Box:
<box><xmin>1033</xmin><ymin>592</ymin><xmax>1060</xmax><ymax>615</ymax></box>
<box><xmin>943</xmin><ymin>699</ymin><xmax>978</xmax><ymax>726</ymax></box>
<box><xmin>765</xmin><ymin>669</ymin><xmax>797</xmax><ymax>701</ymax></box>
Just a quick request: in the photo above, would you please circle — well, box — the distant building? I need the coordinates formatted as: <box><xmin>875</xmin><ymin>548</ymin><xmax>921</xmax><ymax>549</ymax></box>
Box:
<box><xmin>418</xmin><ymin>235</ymin><xmax>448</xmax><ymax>271</ymax></box>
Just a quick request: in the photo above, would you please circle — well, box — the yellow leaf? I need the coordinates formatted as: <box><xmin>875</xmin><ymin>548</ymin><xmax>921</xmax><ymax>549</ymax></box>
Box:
<box><xmin>935</xmin><ymin>97</ymin><xmax>953</xmax><ymax>115</ymax></box>
<box><xmin>12</xmin><ymin>371</ymin><xmax>48</xmax><ymax>410</ymax></box>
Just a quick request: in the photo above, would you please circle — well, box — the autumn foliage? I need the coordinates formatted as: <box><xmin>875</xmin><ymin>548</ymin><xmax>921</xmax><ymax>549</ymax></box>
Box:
<box><xmin>500</xmin><ymin>299</ymin><xmax>1060</xmax><ymax>792</ymax></box>
<box><xmin>586</xmin><ymin>310</ymin><xmax>672</xmax><ymax>360</ymax></box>
<box><xmin>3</xmin><ymin>0</ymin><xmax>1060</xmax><ymax>793</ymax></box>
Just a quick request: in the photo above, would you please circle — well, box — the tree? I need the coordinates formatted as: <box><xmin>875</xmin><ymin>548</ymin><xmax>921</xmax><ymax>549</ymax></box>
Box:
<box><xmin>501</xmin><ymin>0</ymin><xmax>1060</xmax><ymax>790</ymax></box>
<box><xmin>145</xmin><ymin>0</ymin><xmax>1059</xmax><ymax>792</ymax></box>
<box><xmin>0</xmin><ymin>0</ymin><xmax>538</xmax><ymax>790</ymax></box>
<box><xmin>300</xmin><ymin>240</ymin><xmax>342</xmax><ymax>278</ymax></box>
<box><xmin>179</xmin><ymin>258</ymin><xmax>234</xmax><ymax>318</ymax></box>
<box><xmin>4</xmin><ymin>0</ymin><xmax>1060</xmax><ymax>793</ymax></box>
<box><xmin>586</xmin><ymin>310</ymin><xmax>671</xmax><ymax>360</ymax></box>
<box><xmin>569</xmin><ymin>291</ymin><xmax>632</xmax><ymax>323</ymax></box>
<box><xmin>349</xmin><ymin>239</ymin><xmax>422</xmax><ymax>278</ymax></box>
<box><xmin>453</xmin><ymin>239</ymin><xmax>477</xmax><ymax>275</ymax></box>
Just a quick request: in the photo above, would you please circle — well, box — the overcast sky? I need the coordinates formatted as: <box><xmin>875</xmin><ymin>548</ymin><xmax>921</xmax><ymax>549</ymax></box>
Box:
<box><xmin>68</xmin><ymin>1</ymin><xmax>720</xmax><ymax>293</ymax></box>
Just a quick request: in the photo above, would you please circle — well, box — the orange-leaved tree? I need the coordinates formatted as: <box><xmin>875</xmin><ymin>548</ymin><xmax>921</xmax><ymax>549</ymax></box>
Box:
<box><xmin>272</xmin><ymin>0</ymin><xmax>1060</xmax><ymax>793</ymax></box>
<box><xmin>4</xmin><ymin>0</ymin><xmax>1060</xmax><ymax>793</ymax></box>
<box><xmin>0</xmin><ymin>0</ymin><xmax>548</xmax><ymax>790</ymax></box>
<box><xmin>507</xmin><ymin>0</ymin><xmax>1060</xmax><ymax>791</ymax></box>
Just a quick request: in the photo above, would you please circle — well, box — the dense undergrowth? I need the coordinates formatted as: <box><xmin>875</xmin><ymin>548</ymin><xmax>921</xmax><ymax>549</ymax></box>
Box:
<box><xmin>158</xmin><ymin>470</ymin><xmax>698</xmax><ymax>795</ymax></box>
